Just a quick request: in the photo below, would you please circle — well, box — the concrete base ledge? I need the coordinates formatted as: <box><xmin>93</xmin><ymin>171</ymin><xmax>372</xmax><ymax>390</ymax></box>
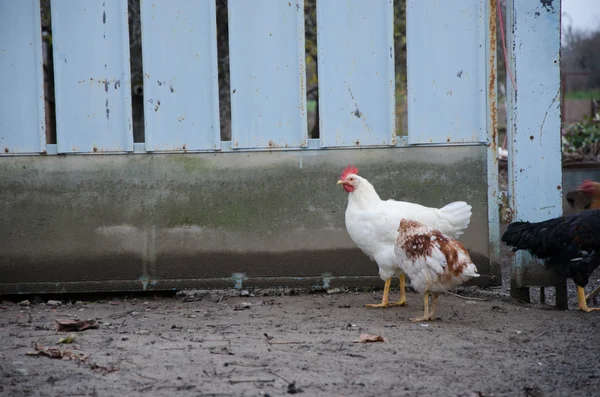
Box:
<box><xmin>0</xmin><ymin>145</ymin><xmax>497</xmax><ymax>294</ymax></box>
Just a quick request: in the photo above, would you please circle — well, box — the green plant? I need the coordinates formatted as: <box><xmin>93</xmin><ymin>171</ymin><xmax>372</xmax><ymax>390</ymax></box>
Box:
<box><xmin>562</xmin><ymin>114</ymin><xmax>600</xmax><ymax>153</ymax></box>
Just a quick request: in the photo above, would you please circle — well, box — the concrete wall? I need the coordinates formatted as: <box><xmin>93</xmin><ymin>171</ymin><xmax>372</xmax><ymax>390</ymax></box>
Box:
<box><xmin>0</xmin><ymin>145</ymin><xmax>497</xmax><ymax>294</ymax></box>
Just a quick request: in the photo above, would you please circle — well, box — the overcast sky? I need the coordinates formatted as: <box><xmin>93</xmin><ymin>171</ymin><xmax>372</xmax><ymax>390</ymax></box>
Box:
<box><xmin>562</xmin><ymin>0</ymin><xmax>600</xmax><ymax>32</ymax></box>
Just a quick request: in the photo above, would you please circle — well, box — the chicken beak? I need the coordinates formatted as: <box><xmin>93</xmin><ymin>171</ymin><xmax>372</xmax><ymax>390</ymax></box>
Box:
<box><xmin>337</xmin><ymin>180</ymin><xmax>345</xmax><ymax>185</ymax></box>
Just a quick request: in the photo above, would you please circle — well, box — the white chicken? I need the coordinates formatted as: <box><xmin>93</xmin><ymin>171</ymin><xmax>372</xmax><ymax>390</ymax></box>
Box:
<box><xmin>395</xmin><ymin>219</ymin><xmax>480</xmax><ymax>322</ymax></box>
<box><xmin>337</xmin><ymin>165</ymin><xmax>473</xmax><ymax>308</ymax></box>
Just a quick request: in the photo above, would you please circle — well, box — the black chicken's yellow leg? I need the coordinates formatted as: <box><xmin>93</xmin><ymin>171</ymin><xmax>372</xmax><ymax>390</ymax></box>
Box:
<box><xmin>410</xmin><ymin>292</ymin><xmax>431</xmax><ymax>322</ymax></box>
<box><xmin>577</xmin><ymin>286</ymin><xmax>600</xmax><ymax>312</ymax></box>
<box><xmin>585</xmin><ymin>285</ymin><xmax>600</xmax><ymax>303</ymax></box>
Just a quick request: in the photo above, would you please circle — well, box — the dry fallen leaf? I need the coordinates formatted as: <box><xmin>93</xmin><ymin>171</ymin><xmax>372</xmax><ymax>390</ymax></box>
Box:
<box><xmin>353</xmin><ymin>333</ymin><xmax>387</xmax><ymax>343</ymax></box>
<box><xmin>55</xmin><ymin>318</ymin><xmax>99</xmax><ymax>332</ymax></box>
<box><xmin>26</xmin><ymin>343</ymin><xmax>88</xmax><ymax>362</ymax></box>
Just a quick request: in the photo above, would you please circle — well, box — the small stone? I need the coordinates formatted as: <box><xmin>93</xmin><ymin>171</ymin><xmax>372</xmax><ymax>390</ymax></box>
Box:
<box><xmin>47</xmin><ymin>300</ymin><xmax>62</xmax><ymax>307</ymax></box>
<box><xmin>122</xmin><ymin>336</ymin><xmax>129</xmax><ymax>341</ymax></box>
<box><xmin>240</xmin><ymin>290</ymin><xmax>250</xmax><ymax>297</ymax></box>
<box><xmin>18</xmin><ymin>300</ymin><xmax>30</xmax><ymax>307</ymax></box>
<box><xmin>137</xmin><ymin>330</ymin><xmax>150</xmax><ymax>335</ymax></box>
<box><xmin>13</xmin><ymin>368</ymin><xmax>28</xmax><ymax>376</ymax></box>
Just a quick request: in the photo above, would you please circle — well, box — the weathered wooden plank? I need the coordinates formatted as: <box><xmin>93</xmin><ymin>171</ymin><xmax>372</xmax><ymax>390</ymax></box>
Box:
<box><xmin>0</xmin><ymin>0</ymin><xmax>46</xmax><ymax>154</ymax></box>
<box><xmin>140</xmin><ymin>0</ymin><xmax>220</xmax><ymax>151</ymax></box>
<box><xmin>228</xmin><ymin>0</ymin><xmax>307</xmax><ymax>149</ymax></box>
<box><xmin>51</xmin><ymin>0</ymin><xmax>133</xmax><ymax>153</ymax></box>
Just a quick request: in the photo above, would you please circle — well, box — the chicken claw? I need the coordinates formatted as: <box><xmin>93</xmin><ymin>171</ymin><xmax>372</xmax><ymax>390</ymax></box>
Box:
<box><xmin>410</xmin><ymin>315</ymin><xmax>433</xmax><ymax>322</ymax></box>
<box><xmin>366</xmin><ymin>301</ymin><xmax>405</xmax><ymax>308</ymax></box>
<box><xmin>577</xmin><ymin>286</ymin><xmax>600</xmax><ymax>312</ymax></box>
<box><xmin>365</xmin><ymin>277</ymin><xmax>408</xmax><ymax>308</ymax></box>
<box><xmin>409</xmin><ymin>292</ymin><xmax>439</xmax><ymax>322</ymax></box>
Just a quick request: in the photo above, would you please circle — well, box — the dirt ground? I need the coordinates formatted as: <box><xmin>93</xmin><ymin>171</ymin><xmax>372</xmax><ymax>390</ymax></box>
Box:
<box><xmin>1</xmin><ymin>286</ymin><xmax>600</xmax><ymax>397</ymax></box>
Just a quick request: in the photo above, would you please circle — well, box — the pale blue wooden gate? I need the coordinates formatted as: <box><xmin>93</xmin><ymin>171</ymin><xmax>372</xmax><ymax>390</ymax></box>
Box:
<box><xmin>0</xmin><ymin>0</ymin><xmax>563</xmax><ymax>299</ymax></box>
<box><xmin>1</xmin><ymin>0</ymin><xmax>497</xmax><ymax>154</ymax></box>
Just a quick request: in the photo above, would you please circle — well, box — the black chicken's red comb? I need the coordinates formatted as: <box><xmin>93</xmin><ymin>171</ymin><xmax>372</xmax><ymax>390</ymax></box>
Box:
<box><xmin>340</xmin><ymin>165</ymin><xmax>359</xmax><ymax>180</ymax></box>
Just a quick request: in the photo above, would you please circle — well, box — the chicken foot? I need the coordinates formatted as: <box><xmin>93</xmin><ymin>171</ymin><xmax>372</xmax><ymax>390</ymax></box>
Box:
<box><xmin>410</xmin><ymin>292</ymin><xmax>438</xmax><ymax>322</ymax></box>
<box><xmin>585</xmin><ymin>285</ymin><xmax>600</xmax><ymax>304</ymax></box>
<box><xmin>577</xmin><ymin>286</ymin><xmax>600</xmax><ymax>312</ymax></box>
<box><xmin>410</xmin><ymin>292</ymin><xmax>430</xmax><ymax>322</ymax></box>
<box><xmin>365</xmin><ymin>275</ymin><xmax>407</xmax><ymax>308</ymax></box>
<box><xmin>396</xmin><ymin>273</ymin><xmax>407</xmax><ymax>306</ymax></box>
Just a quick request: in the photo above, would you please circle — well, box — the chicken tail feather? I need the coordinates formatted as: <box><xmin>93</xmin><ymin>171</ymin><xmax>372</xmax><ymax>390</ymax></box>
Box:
<box><xmin>437</xmin><ymin>201</ymin><xmax>472</xmax><ymax>237</ymax></box>
<box><xmin>501</xmin><ymin>220</ymin><xmax>554</xmax><ymax>257</ymax></box>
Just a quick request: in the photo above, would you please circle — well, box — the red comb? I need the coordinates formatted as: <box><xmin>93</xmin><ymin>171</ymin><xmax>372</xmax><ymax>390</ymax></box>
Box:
<box><xmin>578</xmin><ymin>179</ymin><xmax>600</xmax><ymax>193</ymax></box>
<box><xmin>340</xmin><ymin>165</ymin><xmax>359</xmax><ymax>180</ymax></box>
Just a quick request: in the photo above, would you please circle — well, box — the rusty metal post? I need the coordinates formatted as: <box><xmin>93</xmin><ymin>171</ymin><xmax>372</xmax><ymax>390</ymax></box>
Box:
<box><xmin>485</xmin><ymin>0</ymin><xmax>500</xmax><ymax>284</ymax></box>
<box><xmin>505</xmin><ymin>0</ymin><xmax>563</xmax><ymax>304</ymax></box>
<box><xmin>486</xmin><ymin>0</ymin><xmax>500</xmax><ymax>283</ymax></box>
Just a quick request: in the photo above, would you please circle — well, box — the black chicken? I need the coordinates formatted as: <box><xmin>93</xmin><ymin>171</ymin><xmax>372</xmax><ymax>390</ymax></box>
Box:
<box><xmin>501</xmin><ymin>209</ymin><xmax>600</xmax><ymax>312</ymax></box>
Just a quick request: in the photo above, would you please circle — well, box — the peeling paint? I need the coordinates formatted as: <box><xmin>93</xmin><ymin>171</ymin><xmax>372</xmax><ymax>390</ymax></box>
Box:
<box><xmin>321</xmin><ymin>272</ymin><xmax>333</xmax><ymax>289</ymax></box>
<box><xmin>138</xmin><ymin>275</ymin><xmax>157</xmax><ymax>291</ymax></box>
<box><xmin>231</xmin><ymin>273</ymin><xmax>248</xmax><ymax>290</ymax></box>
<box><xmin>539</xmin><ymin>0</ymin><xmax>555</xmax><ymax>13</ymax></box>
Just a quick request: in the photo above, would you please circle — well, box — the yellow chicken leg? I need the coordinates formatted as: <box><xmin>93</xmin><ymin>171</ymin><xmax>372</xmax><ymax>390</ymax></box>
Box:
<box><xmin>410</xmin><ymin>292</ymin><xmax>431</xmax><ymax>322</ymax></box>
<box><xmin>366</xmin><ymin>278</ymin><xmax>391</xmax><ymax>308</ymax></box>
<box><xmin>577</xmin><ymin>286</ymin><xmax>600</xmax><ymax>312</ymax></box>
<box><xmin>366</xmin><ymin>276</ymin><xmax>408</xmax><ymax>308</ymax></box>
<box><xmin>585</xmin><ymin>285</ymin><xmax>600</xmax><ymax>303</ymax></box>
<box><xmin>428</xmin><ymin>293</ymin><xmax>439</xmax><ymax>321</ymax></box>
<box><xmin>393</xmin><ymin>273</ymin><xmax>407</xmax><ymax>306</ymax></box>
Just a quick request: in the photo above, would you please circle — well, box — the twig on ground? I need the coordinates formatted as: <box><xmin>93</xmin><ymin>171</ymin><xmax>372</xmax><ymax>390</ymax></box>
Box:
<box><xmin>446</xmin><ymin>292</ymin><xmax>488</xmax><ymax>301</ymax></box>
<box><xmin>449</xmin><ymin>305</ymin><xmax>460</xmax><ymax>320</ymax></box>
<box><xmin>228</xmin><ymin>379</ymin><xmax>274</xmax><ymax>384</ymax></box>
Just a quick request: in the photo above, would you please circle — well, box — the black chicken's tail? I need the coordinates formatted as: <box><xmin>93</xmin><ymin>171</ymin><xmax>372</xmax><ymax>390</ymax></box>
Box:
<box><xmin>501</xmin><ymin>219</ymin><xmax>559</xmax><ymax>258</ymax></box>
<box><xmin>501</xmin><ymin>221</ymin><xmax>535</xmax><ymax>249</ymax></box>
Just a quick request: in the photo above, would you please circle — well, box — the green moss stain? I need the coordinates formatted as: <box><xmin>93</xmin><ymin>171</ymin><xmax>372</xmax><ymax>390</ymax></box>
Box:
<box><xmin>162</xmin><ymin>155</ymin><xmax>212</xmax><ymax>174</ymax></box>
<box><xmin>1</xmin><ymin>148</ymin><xmax>487</xmax><ymax>233</ymax></box>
